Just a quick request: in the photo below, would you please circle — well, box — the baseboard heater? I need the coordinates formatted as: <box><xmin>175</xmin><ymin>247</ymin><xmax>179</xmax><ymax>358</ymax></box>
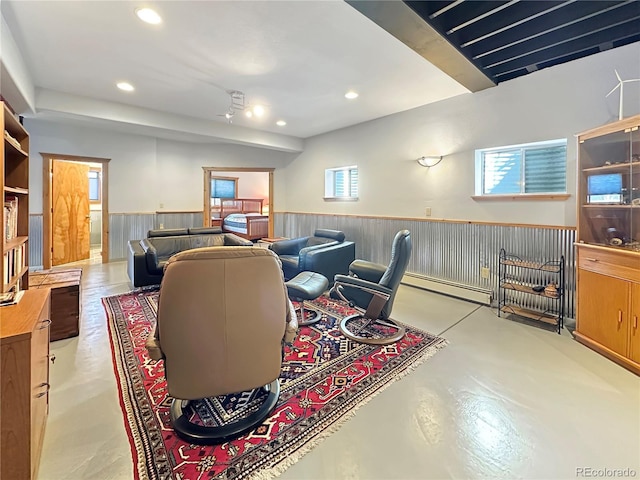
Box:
<box><xmin>401</xmin><ymin>272</ymin><xmax>493</xmax><ymax>305</ymax></box>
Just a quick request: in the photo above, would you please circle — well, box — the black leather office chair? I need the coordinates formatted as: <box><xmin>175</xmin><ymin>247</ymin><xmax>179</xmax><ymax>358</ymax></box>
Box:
<box><xmin>330</xmin><ymin>230</ymin><xmax>412</xmax><ymax>345</ymax></box>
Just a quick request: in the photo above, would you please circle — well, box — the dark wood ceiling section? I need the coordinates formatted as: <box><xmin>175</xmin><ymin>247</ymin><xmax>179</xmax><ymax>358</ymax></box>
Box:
<box><xmin>405</xmin><ymin>0</ymin><xmax>640</xmax><ymax>83</ymax></box>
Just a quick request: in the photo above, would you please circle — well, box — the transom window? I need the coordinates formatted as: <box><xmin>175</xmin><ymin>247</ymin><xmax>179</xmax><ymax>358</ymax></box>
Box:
<box><xmin>475</xmin><ymin>139</ymin><xmax>567</xmax><ymax>196</ymax></box>
<box><xmin>325</xmin><ymin>166</ymin><xmax>358</xmax><ymax>200</ymax></box>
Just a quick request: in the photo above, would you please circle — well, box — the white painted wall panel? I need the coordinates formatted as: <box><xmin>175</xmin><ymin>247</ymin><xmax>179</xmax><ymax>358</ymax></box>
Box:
<box><xmin>25</xmin><ymin>120</ymin><xmax>159</xmax><ymax>213</ymax></box>
<box><xmin>155</xmin><ymin>140</ymin><xmax>291</xmax><ymax>211</ymax></box>
<box><xmin>1</xmin><ymin>14</ymin><xmax>36</xmax><ymax>113</ymax></box>
<box><xmin>25</xmin><ymin>125</ymin><xmax>296</xmax><ymax>213</ymax></box>
<box><xmin>22</xmin><ymin>41</ymin><xmax>640</xmax><ymax>228</ymax></box>
<box><xmin>278</xmin><ymin>42</ymin><xmax>640</xmax><ymax>226</ymax></box>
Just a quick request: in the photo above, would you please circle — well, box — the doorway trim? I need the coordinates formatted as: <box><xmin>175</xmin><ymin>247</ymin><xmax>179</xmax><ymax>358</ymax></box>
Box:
<box><xmin>203</xmin><ymin>167</ymin><xmax>274</xmax><ymax>237</ymax></box>
<box><xmin>41</xmin><ymin>152</ymin><xmax>110</xmax><ymax>268</ymax></box>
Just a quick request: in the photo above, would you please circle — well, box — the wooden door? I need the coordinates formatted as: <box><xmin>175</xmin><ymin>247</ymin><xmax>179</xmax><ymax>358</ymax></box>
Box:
<box><xmin>577</xmin><ymin>269</ymin><xmax>629</xmax><ymax>356</ymax></box>
<box><xmin>52</xmin><ymin>161</ymin><xmax>90</xmax><ymax>265</ymax></box>
<box><xmin>628</xmin><ymin>282</ymin><xmax>640</xmax><ymax>364</ymax></box>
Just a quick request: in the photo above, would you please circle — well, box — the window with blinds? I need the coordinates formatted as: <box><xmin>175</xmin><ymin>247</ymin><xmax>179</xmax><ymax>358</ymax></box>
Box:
<box><xmin>211</xmin><ymin>177</ymin><xmax>237</xmax><ymax>199</ymax></box>
<box><xmin>476</xmin><ymin>139</ymin><xmax>567</xmax><ymax>195</ymax></box>
<box><xmin>324</xmin><ymin>166</ymin><xmax>358</xmax><ymax>199</ymax></box>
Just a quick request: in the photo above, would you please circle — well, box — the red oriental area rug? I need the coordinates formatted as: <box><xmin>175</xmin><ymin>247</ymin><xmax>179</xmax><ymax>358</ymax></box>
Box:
<box><xmin>102</xmin><ymin>288</ymin><xmax>447</xmax><ymax>480</ymax></box>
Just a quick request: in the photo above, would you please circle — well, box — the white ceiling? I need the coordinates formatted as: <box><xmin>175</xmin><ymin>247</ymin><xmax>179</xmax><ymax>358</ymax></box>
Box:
<box><xmin>1</xmin><ymin>0</ymin><xmax>470</xmax><ymax>145</ymax></box>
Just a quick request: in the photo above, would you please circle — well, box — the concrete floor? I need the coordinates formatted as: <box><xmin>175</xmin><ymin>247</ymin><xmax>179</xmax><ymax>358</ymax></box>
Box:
<box><xmin>37</xmin><ymin>259</ymin><xmax>640</xmax><ymax>480</ymax></box>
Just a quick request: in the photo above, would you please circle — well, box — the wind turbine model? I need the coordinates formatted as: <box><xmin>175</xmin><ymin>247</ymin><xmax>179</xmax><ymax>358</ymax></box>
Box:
<box><xmin>606</xmin><ymin>69</ymin><xmax>640</xmax><ymax>120</ymax></box>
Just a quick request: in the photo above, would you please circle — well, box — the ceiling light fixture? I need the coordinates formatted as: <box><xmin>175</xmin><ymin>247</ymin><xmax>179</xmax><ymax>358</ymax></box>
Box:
<box><xmin>117</xmin><ymin>82</ymin><xmax>135</xmax><ymax>92</ymax></box>
<box><xmin>345</xmin><ymin>91</ymin><xmax>359</xmax><ymax>99</ymax></box>
<box><xmin>252</xmin><ymin>105</ymin><xmax>265</xmax><ymax>117</ymax></box>
<box><xmin>276</xmin><ymin>120</ymin><xmax>287</xmax><ymax>126</ymax></box>
<box><xmin>417</xmin><ymin>155</ymin><xmax>443</xmax><ymax>167</ymax></box>
<box><xmin>217</xmin><ymin>90</ymin><xmax>268</xmax><ymax>124</ymax></box>
<box><xmin>135</xmin><ymin>7</ymin><xmax>162</xmax><ymax>24</ymax></box>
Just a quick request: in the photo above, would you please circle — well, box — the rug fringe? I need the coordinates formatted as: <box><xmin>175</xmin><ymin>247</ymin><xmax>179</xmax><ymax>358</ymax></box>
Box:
<box><xmin>246</xmin><ymin>337</ymin><xmax>449</xmax><ymax>480</ymax></box>
<box><xmin>105</xmin><ymin>290</ymin><xmax>449</xmax><ymax>480</ymax></box>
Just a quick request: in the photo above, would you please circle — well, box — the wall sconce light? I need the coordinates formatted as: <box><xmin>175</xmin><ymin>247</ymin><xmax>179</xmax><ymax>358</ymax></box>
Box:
<box><xmin>417</xmin><ymin>155</ymin><xmax>443</xmax><ymax>167</ymax></box>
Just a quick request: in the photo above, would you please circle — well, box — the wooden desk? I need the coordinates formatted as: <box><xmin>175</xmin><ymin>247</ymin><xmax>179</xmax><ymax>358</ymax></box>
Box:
<box><xmin>1</xmin><ymin>289</ymin><xmax>51</xmax><ymax>480</ymax></box>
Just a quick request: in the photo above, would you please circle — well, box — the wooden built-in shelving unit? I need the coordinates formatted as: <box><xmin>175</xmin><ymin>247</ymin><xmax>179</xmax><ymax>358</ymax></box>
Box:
<box><xmin>2</xmin><ymin>101</ymin><xmax>30</xmax><ymax>293</ymax></box>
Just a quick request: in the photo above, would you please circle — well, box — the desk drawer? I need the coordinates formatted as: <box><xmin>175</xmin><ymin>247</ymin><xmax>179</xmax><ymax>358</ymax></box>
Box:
<box><xmin>578</xmin><ymin>248</ymin><xmax>640</xmax><ymax>283</ymax></box>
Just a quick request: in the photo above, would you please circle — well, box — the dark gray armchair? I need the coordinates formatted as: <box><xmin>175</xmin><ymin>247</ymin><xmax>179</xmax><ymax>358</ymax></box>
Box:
<box><xmin>269</xmin><ymin>229</ymin><xmax>355</xmax><ymax>284</ymax></box>
<box><xmin>330</xmin><ymin>230</ymin><xmax>412</xmax><ymax>345</ymax></box>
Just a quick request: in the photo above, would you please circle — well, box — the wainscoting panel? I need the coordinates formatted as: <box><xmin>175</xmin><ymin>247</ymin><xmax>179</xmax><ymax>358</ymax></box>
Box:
<box><xmin>274</xmin><ymin>213</ymin><xmax>576</xmax><ymax>318</ymax></box>
<box><xmin>31</xmin><ymin>212</ymin><xmax>208</xmax><ymax>264</ymax></box>
<box><xmin>90</xmin><ymin>211</ymin><xmax>102</xmax><ymax>246</ymax></box>
<box><xmin>109</xmin><ymin>213</ymin><xmax>156</xmax><ymax>261</ymax></box>
<box><xmin>156</xmin><ymin>212</ymin><xmax>203</xmax><ymax>230</ymax></box>
<box><xmin>109</xmin><ymin>212</ymin><xmax>203</xmax><ymax>260</ymax></box>
<box><xmin>29</xmin><ymin>214</ymin><xmax>44</xmax><ymax>268</ymax></box>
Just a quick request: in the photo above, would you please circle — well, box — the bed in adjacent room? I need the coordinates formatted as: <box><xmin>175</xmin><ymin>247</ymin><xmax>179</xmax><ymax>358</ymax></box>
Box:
<box><xmin>219</xmin><ymin>198</ymin><xmax>269</xmax><ymax>241</ymax></box>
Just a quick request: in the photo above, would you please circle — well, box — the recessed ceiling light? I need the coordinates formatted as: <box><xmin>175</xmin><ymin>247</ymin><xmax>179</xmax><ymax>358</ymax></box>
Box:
<box><xmin>245</xmin><ymin>110</ymin><xmax>253</xmax><ymax>118</ymax></box>
<box><xmin>276</xmin><ymin>120</ymin><xmax>287</xmax><ymax>127</ymax></box>
<box><xmin>252</xmin><ymin>105</ymin><xmax>265</xmax><ymax>117</ymax></box>
<box><xmin>117</xmin><ymin>82</ymin><xmax>135</xmax><ymax>92</ymax></box>
<box><xmin>135</xmin><ymin>7</ymin><xmax>162</xmax><ymax>24</ymax></box>
<box><xmin>345</xmin><ymin>91</ymin><xmax>359</xmax><ymax>99</ymax></box>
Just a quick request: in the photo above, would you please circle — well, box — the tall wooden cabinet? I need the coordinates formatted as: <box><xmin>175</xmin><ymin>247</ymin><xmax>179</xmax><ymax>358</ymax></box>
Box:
<box><xmin>575</xmin><ymin>114</ymin><xmax>640</xmax><ymax>375</ymax></box>
<box><xmin>2</xmin><ymin>101</ymin><xmax>30</xmax><ymax>292</ymax></box>
<box><xmin>1</xmin><ymin>289</ymin><xmax>51</xmax><ymax>480</ymax></box>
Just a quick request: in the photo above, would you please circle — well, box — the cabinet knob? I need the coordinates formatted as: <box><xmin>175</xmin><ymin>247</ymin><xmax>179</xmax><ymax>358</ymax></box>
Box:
<box><xmin>585</xmin><ymin>257</ymin><xmax>599</xmax><ymax>262</ymax></box>
<box><xmin>38</xmin><ymin>318</ymin><xmax>52</xmax><ymax>329</ymax></box>
<box><xmin>618</xmin><ymin>310</ymin><xmax>623</xmax><ymax>324</ymax></box>
<box><xmin>35</xmin><ymin>382</ymin><xmax>50</xmax><ymax>398</ymax></box>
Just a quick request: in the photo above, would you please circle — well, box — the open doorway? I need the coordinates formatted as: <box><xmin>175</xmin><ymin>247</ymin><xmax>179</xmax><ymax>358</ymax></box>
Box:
<box><xmin>41</xmin><ymin>153</ymin><xmax>110</xmax><ymax>268</ymax></box>
<box><xmin>203</xmin><ymin>167</ymin><xmax>274</xmax><ymax>239</ymax></box>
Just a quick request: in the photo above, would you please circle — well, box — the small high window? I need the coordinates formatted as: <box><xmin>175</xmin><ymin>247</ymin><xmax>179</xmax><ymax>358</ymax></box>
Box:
<box><xmin>88</xmin><ymin>169</ymin><xmax>101</xmax><ymax>203</ymax></box>
<box><xmin>210</xmin><ymin>176</ymin><xmax>238</xmax><ymax>208</ymax></box>
<box><xmin>325</xmin><ymin>166</ymin><xmax>358</xmax><ymax>200</ymax></box>
<box><xmin>475</xmin><ymin>139</ymin><xmax>567</xmax><ymax>196</ymax></box>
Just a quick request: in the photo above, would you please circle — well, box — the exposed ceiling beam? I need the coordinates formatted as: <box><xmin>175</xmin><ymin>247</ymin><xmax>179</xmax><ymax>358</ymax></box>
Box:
<box><xmin>346</xmin><ymin>0</ymin><xmax>495</xmax><ymax>92</ymax></box>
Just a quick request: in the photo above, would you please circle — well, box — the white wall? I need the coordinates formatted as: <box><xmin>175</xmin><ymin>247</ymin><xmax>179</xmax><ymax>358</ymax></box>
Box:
<box><xmin>27</xmin><ymin>120</ymin><xmax>158</xmax><ymax>213</ymax></box>
<box><xmin>233</xmin><ymin>171</ymin><xmax>269</xmax><ymax>201</ymax></box>
<box><xmin>1</xmin><ymin>14</ymin><xmax>36</xmax><ymax>113</ymax></box>
<box><xmin>26</xmin><ymin>123</ymin><xmax>296</xmax><ymax>213</ymax></box>
<box><xmin>155</xmin><ymin>140</ymin><xmax>288</xmax><ymax>211</ymax></box>
<box><xmin>279</xmin><ymin>42</ymin><xmax>640</xmax><ymax>226</ymax></box>
<box><xmin>25</xmin><ymin>42</ymin><xmax>640</xmax><ymax>227</ymax></box>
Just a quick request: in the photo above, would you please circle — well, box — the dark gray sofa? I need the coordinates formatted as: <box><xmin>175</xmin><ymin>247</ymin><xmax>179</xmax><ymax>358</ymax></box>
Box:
<box><xmin>269</xmin><ymin>229</ymin><xmax>355</xmax><ymax>285</ymax></box>
<box><xmin>127</xmin><ymin>227</ymin><xmax>252</xmax><ymax>287</ymax></box>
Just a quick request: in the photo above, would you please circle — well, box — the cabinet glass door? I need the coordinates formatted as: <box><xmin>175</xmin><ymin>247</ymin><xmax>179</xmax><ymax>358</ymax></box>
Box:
<box><xmin>631</xmin><ymin>127</ymin><xmax>639</xmax><ymax>248</ymax></box>
<box><xmin>579</xmin><ymin>126</ymin><xmax>638</xmax><ymax>250</ymax></box>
